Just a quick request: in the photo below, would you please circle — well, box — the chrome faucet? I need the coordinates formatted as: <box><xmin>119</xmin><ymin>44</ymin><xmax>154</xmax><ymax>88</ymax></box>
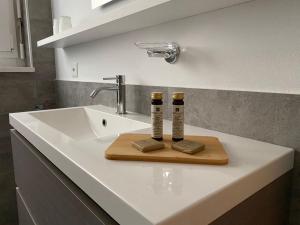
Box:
<box><xmin>90</xmin><ymin>75</ymin><xmax>126</xmax><ymax>114</ymax></box>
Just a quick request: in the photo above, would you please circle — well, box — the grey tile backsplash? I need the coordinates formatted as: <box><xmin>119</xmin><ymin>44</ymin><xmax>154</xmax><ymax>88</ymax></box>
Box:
<box><xmin>56</xmin><ymin>80</ymin><xmax>300</xmax><ymax>225</ymax></box>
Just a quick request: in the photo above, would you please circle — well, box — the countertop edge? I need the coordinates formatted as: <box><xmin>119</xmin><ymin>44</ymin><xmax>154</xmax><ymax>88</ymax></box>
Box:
<box><xmin>157</xmin><ymin>151</ymin><xmax>294</xmax><ymax>225</ymax></box>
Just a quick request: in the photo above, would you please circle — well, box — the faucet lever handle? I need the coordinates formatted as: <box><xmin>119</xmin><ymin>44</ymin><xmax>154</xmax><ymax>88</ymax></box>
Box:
<box><xmin>103</xmin><ymin>77</ymin><xmax>117</xmax><ymax>81</ymax></box>
<box><xmin>103</xmin><ymin>75</ymin><xmax>125</xmax><ymax>84</ymax></box>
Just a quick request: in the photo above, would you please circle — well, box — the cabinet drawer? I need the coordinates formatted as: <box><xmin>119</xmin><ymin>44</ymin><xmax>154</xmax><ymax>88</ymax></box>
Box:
<box><xmin>11</xmin><ymin>130</ymin><xmax>118</xmax><ymax>225</ymax></box>
<box><xmin>16</xmin><ymin>187</ymin><xmax>37</xmax><ymax>225</ymax></box>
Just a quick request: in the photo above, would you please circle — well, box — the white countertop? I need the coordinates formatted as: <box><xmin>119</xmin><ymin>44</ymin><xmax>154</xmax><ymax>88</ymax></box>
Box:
<box><xmin>10</xmin><ymin>105</ymin><xmax>294</xmax><ymax>225</ymax></box>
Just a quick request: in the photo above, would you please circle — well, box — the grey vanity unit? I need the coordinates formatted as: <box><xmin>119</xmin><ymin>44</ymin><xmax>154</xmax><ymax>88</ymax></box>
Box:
<box><xmin>11</xmin><ymin>129</ymin><xmax>291</xmax><ymax>225</ymax></box>
<box><xmin>11</xmin><ymin>130</ymin><xmax>118</xmax><ymax>225</ymax></box>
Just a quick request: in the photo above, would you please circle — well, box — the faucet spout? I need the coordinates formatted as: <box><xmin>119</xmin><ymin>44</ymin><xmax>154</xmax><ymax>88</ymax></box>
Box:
<box><xmin>89</xmin><ymin>86</ymin><xmax>118</xmax><ymax>99</ymax></box>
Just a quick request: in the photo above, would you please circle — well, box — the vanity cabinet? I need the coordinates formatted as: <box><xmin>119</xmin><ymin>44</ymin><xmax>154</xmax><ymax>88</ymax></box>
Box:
<box><xmin>16</xmin><ymin>187</ymin><xmax>36</xmax><ymax>225</ymax></box>
<box><xmin>11</xmin><ymin>129</ymin><xmax>118</xmax><ymax>225</ymax></box>
<box><xmin>11</xmin><ymin>129</ymin><xmax>291</xmax><ymax>225</ymax></box>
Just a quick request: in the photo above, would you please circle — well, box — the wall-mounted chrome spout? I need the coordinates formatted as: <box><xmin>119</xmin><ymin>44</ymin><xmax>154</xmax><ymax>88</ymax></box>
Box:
<box><xmin>135</xmin><ymin>42</ymin><xmax>180</xmax><ymax>64</ymax></box>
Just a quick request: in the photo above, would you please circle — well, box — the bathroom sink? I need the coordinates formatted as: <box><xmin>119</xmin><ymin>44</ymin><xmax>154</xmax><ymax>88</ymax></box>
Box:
<box><xmin>29</xmin><ymin>107</ymin><xmax>151</xmax><ymax>140</ymax></box>
<box><xmin>9</xmin><ymin>104</ymin><xmax>294</xmax><ymax>225</ymax></box>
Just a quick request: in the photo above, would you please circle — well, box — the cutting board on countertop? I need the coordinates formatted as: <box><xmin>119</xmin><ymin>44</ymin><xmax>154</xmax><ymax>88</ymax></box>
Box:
<box><xmin>105</xmin><ymin>134</ymin><xmax>228</xmax><ymax>165</ymax></box>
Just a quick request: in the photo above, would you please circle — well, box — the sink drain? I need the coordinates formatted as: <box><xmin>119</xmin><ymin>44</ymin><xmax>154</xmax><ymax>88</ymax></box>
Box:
<box><xmin>102</xmin><ymin>119</ymin><xmax>107</xmax><ymax>127</ymax></box>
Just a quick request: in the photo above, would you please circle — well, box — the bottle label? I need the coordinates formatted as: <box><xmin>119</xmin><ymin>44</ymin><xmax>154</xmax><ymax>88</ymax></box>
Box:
<box><xmin>151</xmin><ymin>105</ymin><xmax>163</xmax><ymax>139</ymax></box>
<box><xmin>172</xmin><ymin>105</ymin><xmax>184</xmax><ymax>139</ymax></box>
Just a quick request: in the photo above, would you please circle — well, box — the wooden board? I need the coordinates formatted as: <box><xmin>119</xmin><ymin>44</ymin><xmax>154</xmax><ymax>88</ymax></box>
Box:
<box><xmin>105</xmin><ymin>134</ymin><xmax>228</xmax><ymax>165</ymax></box>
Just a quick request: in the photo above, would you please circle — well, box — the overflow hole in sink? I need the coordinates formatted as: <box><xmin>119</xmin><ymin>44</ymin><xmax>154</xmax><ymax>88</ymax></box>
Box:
<box><xmin>102</xmin><ymin>119</ymin><xmax>107</xmax><ymax>127</ymax></box>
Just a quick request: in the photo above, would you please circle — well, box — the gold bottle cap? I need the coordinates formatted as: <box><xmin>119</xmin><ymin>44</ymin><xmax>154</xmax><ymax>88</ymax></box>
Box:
<box><xmin>151</xmin><ymin>92</ymin><xmax>163</xmax><ymax>100</ymax></box>
<box><xmin>172</xmin><ymin>92</ymin><xmax>184</xmax><ymax>100</ymax></box>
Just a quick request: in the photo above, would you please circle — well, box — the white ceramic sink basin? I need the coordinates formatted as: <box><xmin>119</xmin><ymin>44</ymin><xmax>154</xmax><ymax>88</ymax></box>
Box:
<box><xmin>9</xmin><ymin>105</ymin><xmax>294</xmax><ymax>225</ymax></box>
<box><xmin>30</xmin><ymin>107</ymin><xmax>151</xmax><ymax>140</ymax></box>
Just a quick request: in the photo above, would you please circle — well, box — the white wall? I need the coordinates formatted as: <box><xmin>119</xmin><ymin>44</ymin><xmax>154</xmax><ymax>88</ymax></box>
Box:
<box><xmin>52</xmin><ymin>0</ymin><xmax>300</xmax><ymax>94</ymax></box>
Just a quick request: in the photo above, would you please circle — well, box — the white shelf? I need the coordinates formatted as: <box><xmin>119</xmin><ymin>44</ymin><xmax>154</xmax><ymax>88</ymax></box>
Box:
<box><xmin>0</xmin><ymin>66</ymin><xmax>35</xmax><ymax>73</ymax></box>
<box><xmin>38</xmin><ymin>0</ymin><xmax>251</xmax><ymax>48</ymax></box>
